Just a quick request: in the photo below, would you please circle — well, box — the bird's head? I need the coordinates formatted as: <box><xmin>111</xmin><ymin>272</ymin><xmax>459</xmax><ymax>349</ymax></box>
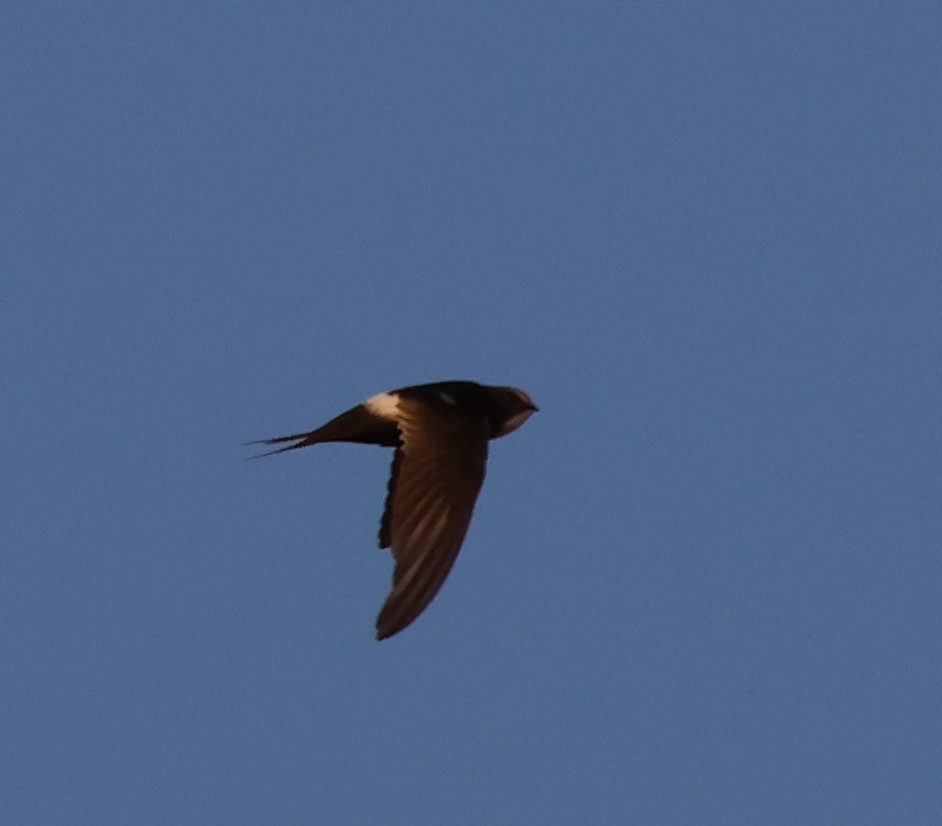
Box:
<box><xmin>488</xmin><ymin>386</ymin><xmax>538</xmax><ymax>438</ymax></box>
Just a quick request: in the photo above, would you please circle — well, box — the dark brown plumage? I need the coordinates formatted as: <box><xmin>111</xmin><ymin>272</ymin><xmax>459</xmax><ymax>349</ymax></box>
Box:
<box><xmin>252</xmin><ymin>380</ymin><xmax>537</xmax><ymax>639</ymax></box>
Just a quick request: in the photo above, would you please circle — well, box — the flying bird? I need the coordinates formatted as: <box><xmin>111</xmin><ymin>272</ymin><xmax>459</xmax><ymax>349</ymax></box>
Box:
<box><xmin>252</xmin><ymin>380</ymin><xmax>538</xmax><ymax>640</ymax></box>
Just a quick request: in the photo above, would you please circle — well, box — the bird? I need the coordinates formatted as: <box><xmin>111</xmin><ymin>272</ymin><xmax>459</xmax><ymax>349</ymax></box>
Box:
<box><xmin>251</xmin><ymin>380</ymin><xmax>538</xmax><ymax>640</ymax></box>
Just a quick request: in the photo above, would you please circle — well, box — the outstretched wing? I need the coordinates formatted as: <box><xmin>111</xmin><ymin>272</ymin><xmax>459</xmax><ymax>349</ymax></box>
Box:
<box><xmin>375</xmin><ymin>396</ymin><xmax>489</xmax><ymax>639</ymax></box>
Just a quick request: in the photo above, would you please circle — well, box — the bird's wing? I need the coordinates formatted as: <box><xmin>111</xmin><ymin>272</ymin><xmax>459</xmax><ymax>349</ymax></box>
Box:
<box><xmin>375</xmin><ymin>397</ymin><xmax>489</xmax><ymax>639</ymax></box>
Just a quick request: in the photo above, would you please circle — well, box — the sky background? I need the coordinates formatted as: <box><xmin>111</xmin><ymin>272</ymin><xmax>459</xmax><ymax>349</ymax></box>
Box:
<box><xmin>3</xmin><ymin>3</ymin><xmax>941</xmax><ymax>824</ymax></box>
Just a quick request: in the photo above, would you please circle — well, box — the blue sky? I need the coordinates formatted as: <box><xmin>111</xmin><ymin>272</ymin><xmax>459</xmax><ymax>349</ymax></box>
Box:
<box><xmin>3</xmin><ymin>3</ymin><xmax>940</xmax><ymax>823</ymax></box>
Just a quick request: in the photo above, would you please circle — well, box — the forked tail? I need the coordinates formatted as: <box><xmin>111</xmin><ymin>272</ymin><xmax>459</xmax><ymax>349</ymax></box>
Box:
<box><xmin>245</xmin><ymin>431</ymin><xmax>319</xmax><ymax>458</ymax></box>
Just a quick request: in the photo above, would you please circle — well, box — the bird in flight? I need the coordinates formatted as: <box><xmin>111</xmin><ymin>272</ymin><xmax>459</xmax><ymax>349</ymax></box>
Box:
<box><xmin>252</xmin><ymin>380</ymin><xmax>538</xmax><ymax>640</ymax></box>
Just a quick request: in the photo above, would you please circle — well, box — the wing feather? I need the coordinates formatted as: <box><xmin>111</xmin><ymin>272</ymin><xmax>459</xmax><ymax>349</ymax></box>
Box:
<box><xmin>374</xmin><ymin>397</ymin><xmax>489</xmax><ymax>639</ymax></box>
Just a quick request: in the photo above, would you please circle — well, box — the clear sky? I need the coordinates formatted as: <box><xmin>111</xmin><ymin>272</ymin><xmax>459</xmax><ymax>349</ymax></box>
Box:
<box><xmin>3</xmin><ymin>3</ymin><xmax>940</xmax><ymax>824</ymax></box>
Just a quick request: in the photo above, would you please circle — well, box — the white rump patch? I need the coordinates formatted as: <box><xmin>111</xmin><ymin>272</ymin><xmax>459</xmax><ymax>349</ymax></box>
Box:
<box><xmin>364</xmin><ymin>391</ymin><xmax>401</xmax><ymax>419</ymax></box>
